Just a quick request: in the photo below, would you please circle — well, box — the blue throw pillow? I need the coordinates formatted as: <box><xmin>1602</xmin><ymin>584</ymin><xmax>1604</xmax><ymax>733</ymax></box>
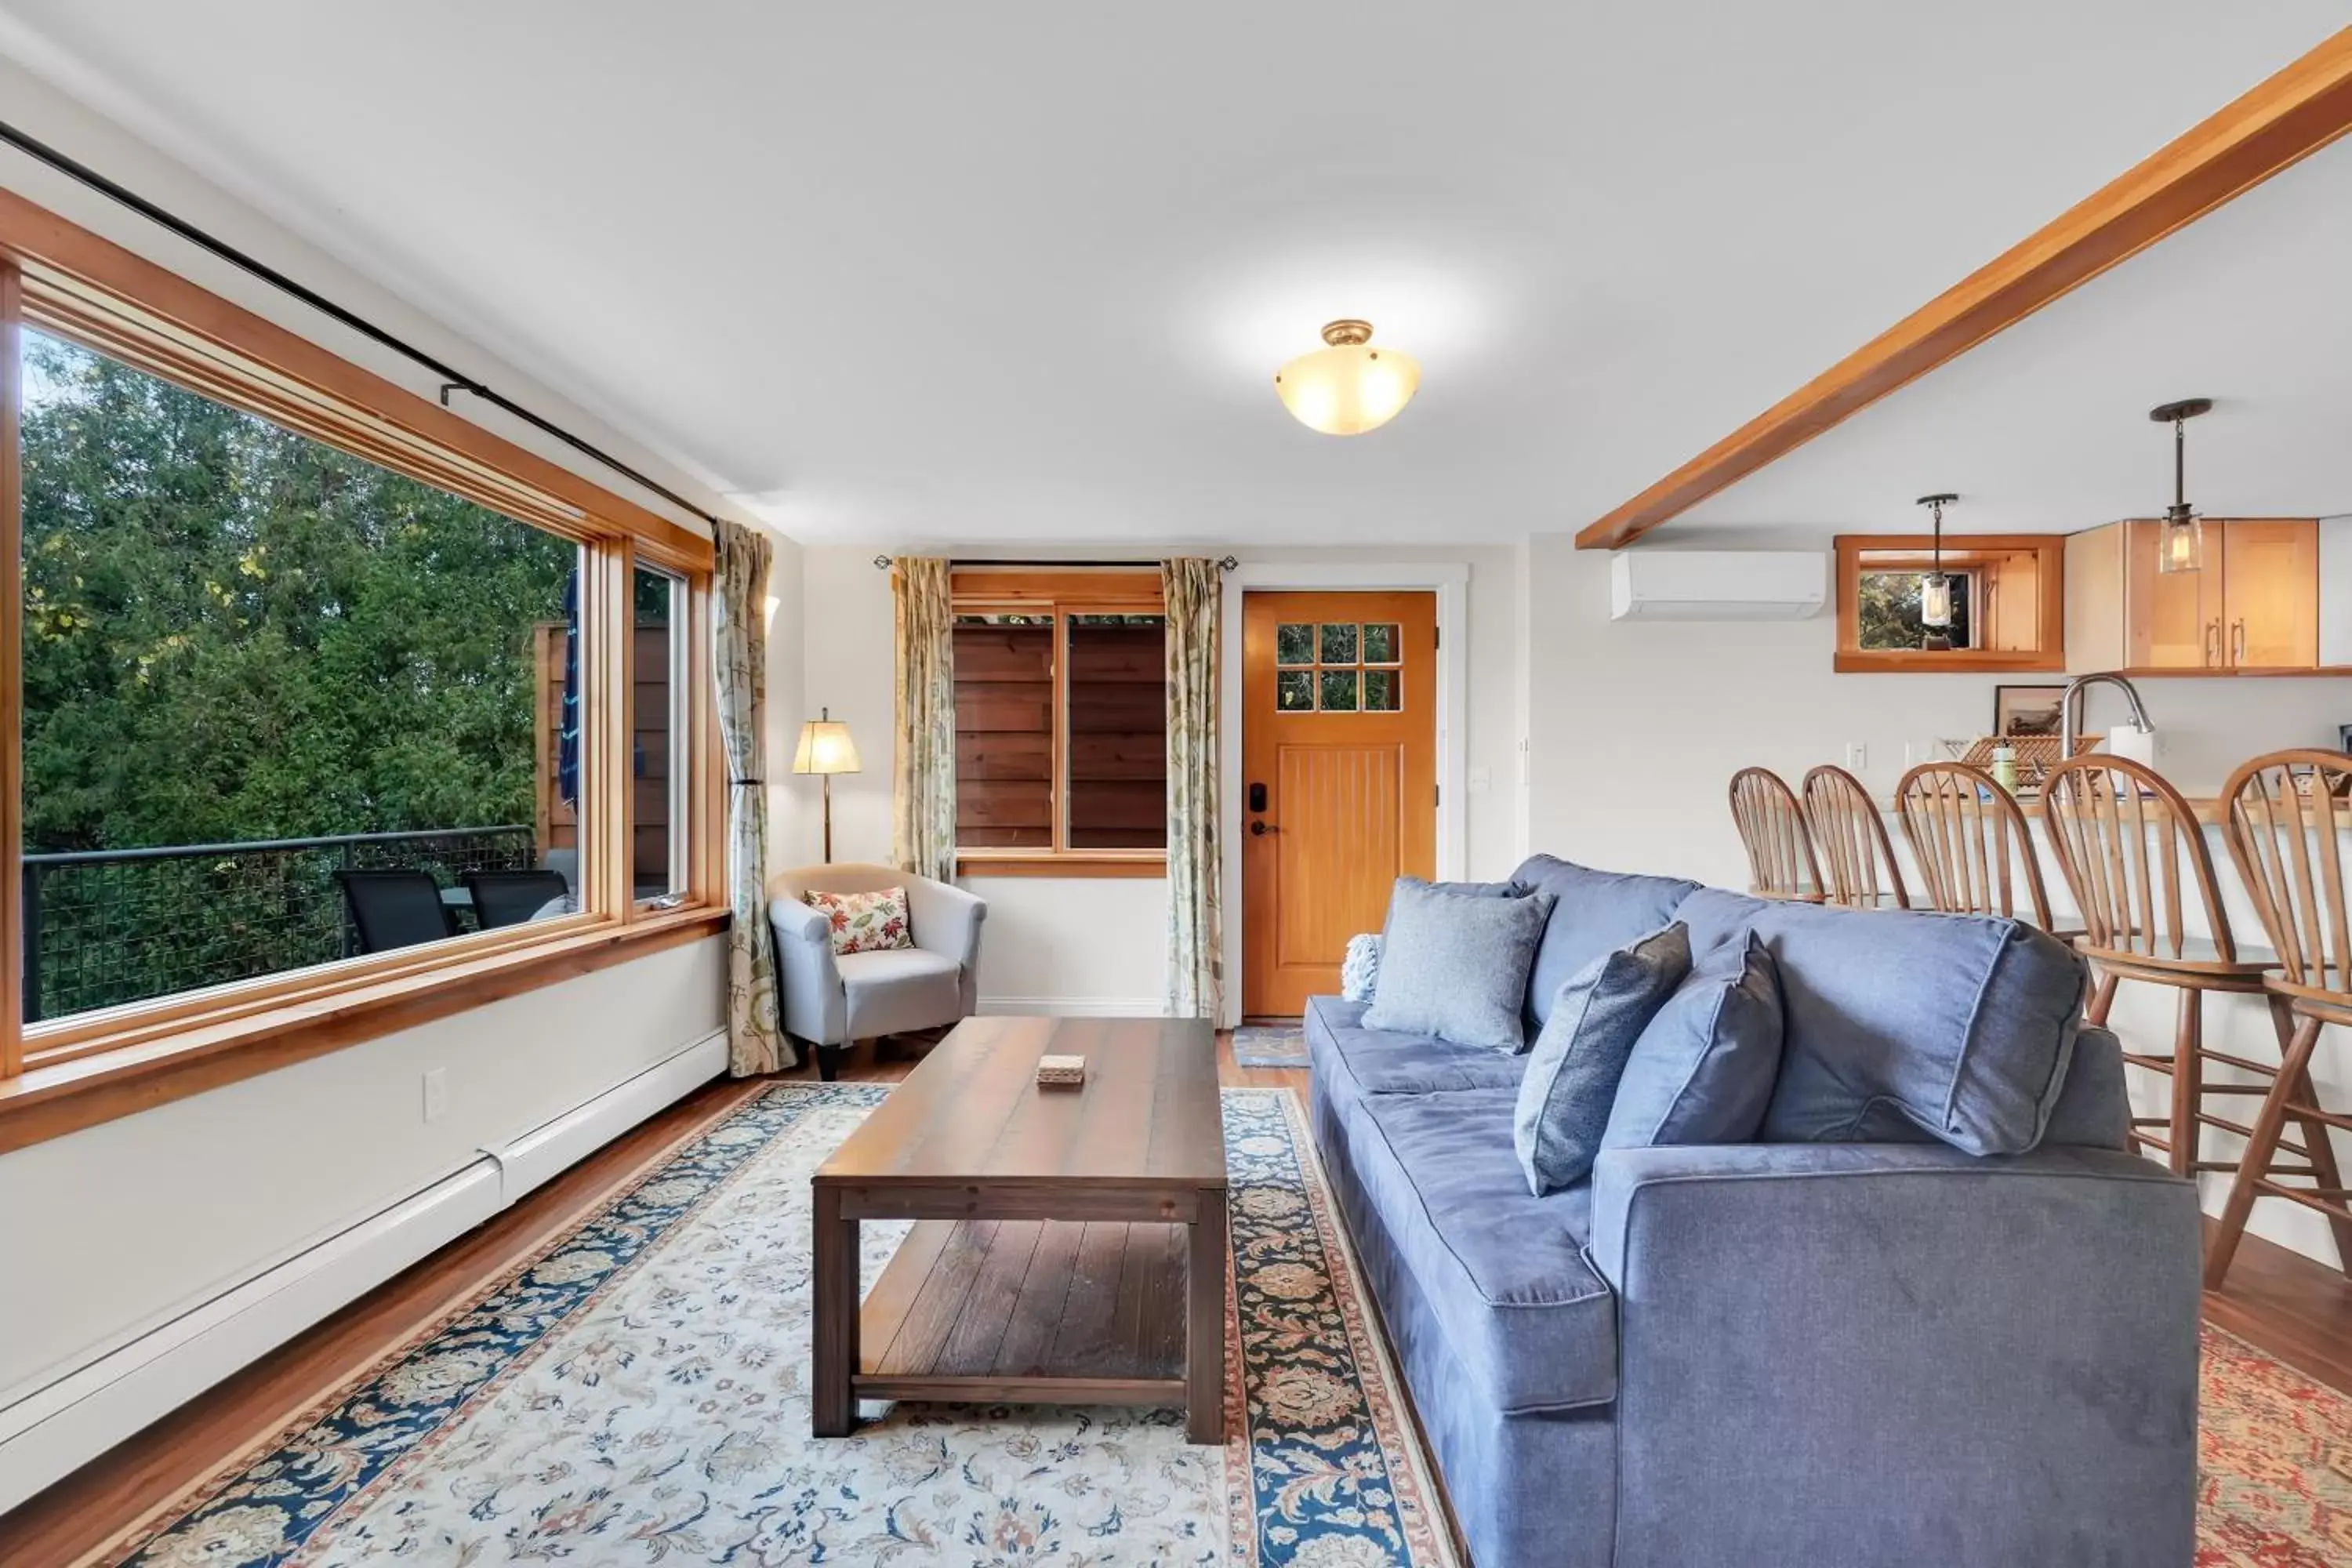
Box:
<box><xmin>1363</xmin><ymin>878</ymin><xmax>1556</xmax><ymax>1052</ymax></box>
<box><xmin>1508</xmin><ymin>855</ymin><xmax>1704</xmax><ymax>1029</ymax></box>
<box><xmin>1603</xmin><ymin>930</ymin><xmax>1784</xmax><ymax>1150</ymax></box>
<box><xmin>1512</xmin><ymin>922</ymin><xmax>1693</xmax><ymax>1196</ymax></box>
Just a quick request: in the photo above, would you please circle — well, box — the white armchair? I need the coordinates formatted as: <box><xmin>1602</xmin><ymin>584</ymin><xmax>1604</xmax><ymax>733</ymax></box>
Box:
<box><xmin>768</xmin><ymin>862</ymin><xmax>987</xmax><ymax>1080</ymax></box>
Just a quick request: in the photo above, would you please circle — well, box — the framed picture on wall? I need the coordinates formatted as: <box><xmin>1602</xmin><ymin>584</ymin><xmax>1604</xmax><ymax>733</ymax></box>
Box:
<box><xmin>1994</xmin><ymin>684</ymin><xmax>2068</xmax><ymax>739</ymax></box>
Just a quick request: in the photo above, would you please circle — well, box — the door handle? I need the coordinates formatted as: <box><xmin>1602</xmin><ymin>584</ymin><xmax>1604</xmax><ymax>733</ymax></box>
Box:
<box><xmin>1250</xmin><ymin>820</ymin><xmax>1278</xmax><ymax>836</ymax></box>
<box><xmin>2231</xmin><ymin>618</ymin><xmax>2247</xmax><ymax>665</ymax></box>
<box><xmin>2205</xmin><ymin>619</ymin><xmax>2221</xmax><ymax>666</ymax></box>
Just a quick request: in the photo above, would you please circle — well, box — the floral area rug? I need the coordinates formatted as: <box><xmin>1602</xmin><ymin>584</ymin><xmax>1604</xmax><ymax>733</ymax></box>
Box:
<box><xmin>78</xmin><ymin>1081</ymin><xmax>2352</xmax><ymax>1566</ymax></box>
<box><xmin>93</xmin><ymin>1085</ymin><xmax>1456</xmax><ymax>1567</ymax></box>
<box><xmin>2198</xmin><ymin>1323</ymin><xmax>2352</xmax><ymax>1565</ymax></box>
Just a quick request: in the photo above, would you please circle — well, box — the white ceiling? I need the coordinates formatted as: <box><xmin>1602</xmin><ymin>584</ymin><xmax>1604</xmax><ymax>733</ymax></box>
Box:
<box><xmin>1683</xmin><ymin>129</ymin><xmax>2352</xmax><ymax>535</ymax></box>
<box><xmin>0</xmin><ymin>2</ymin><xmax>2340</xmax><ymax>546</ymax></box>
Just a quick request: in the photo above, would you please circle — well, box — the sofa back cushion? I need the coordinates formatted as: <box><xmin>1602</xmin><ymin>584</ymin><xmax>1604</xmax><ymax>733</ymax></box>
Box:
<box><xmin>1363</xmin><ymin>878</ymin><xmax>1557</xmax><ymax>1052</ymax></box>
<box><xmin>1513</xmin><ymin>922</ymin><xmax>1693</xmax><ymax>1195</ymax></box>
<box><xmin>1509</xmin><ymin>856</ymin><xmax>1704</xmax><ymax>1029</ymax></box>
<box><xmin>1604</xmin><ymin>928</ymin><xmax>1784</xmax><ymax>1151</ymax></box>
<box><xmin>1675</xmin><ymin>887</ymin><xmax>2089</xmax><ymax>1156</ymax></box>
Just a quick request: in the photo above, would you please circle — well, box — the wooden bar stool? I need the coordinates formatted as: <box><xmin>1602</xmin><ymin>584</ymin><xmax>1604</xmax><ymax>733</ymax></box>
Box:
<box><xmin>1730</xmin><ymin>768</ymin><xmax>1823</xmax><ymax>902</ymax></box>
<box><xmin>1893</xmin><ymin>761</ymin><xmax>2061</xmax><ymax>929</ymax></box>
<box><xmin>1802</xmin><ymin>764</ymin><xmax>1909</xmax><ymax>909</ymax></box>
<box><xmin>2041</xmin><ymin>754</ymin><xmax>2276</xmax><ymax>1180</ymax></box>
<box><xmin>2203</xmin><ymin>748</ymin><xmax>2352</xmax><ymax>1288</ymax></box>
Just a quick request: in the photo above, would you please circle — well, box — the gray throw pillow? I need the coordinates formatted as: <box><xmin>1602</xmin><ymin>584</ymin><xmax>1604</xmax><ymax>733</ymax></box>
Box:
<box><xmin>1604</xmin><ymin>930</ymin><xmax>1784</xmax><ymax>1151</ymax></box>
<box><xmin>1512</xmin><ymin>922</ymin><xmax>1693</xmax><ymax>1196</ymax></box>
<box><xmin>1363</xmin><ymin>878</ymin><xmax>1556</xmax><ymax>1052</ymax></box>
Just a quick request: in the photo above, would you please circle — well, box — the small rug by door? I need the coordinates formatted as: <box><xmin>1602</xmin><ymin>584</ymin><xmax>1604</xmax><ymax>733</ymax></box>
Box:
<box><xmin>93</xmin><ymin>1085</ymin><xmax>1454</xmax><ymax>1567</ymax></box>
<box><xmin>85</xmin><ymin>1083</ymin><xmax>2352</xmax><ymax>1567</ymax></box>
<box><xmin>1232</xmin><ymin>1022</ymin><xmax>1309</xmax><ymax>1069</ymax></box>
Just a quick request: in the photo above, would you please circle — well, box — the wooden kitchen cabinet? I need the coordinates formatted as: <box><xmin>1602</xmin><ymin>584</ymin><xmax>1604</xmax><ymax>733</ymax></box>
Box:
<box><xmin>2220</xmin><ymin>520</ymin><xmax>2319</xmax><ymax>669</ymax></box>
<box><xmin>2067</xmin><ymin>517</ymin><xmax>2328</xmax><ymax>673</ymax></box>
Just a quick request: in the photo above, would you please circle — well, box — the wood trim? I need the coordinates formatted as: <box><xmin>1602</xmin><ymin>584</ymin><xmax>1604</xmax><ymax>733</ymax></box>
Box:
<box><xmin>0</xmin><ymin>262</ymin><xmax>20</xmax><ymax>1077</ymax></box>
<box><xmin>586</xmin><ymin>544</ymin><xmax>634</xmax><ymax>919</ymax></box>
<box><xmin>1833</xmin><ymin>533</ymin><xmax>2067</xmax><ymax>673</ymax></box>
<box><xmin>0</xmin><ymin>909</ymin><xmax>727</xmax><ymax>1156</ymax></box>
<box><xmin>689</xmin><ymin>574</ymin><xmax>726</xmax><ymax>908</ymax></box>
<box><xmin>1576</xmin><ymin>27</ymin><xmax>2352</xmax><ymax>550</ymax></box>
<box><xmin>0</xmin><ymin>187</ymin><xmax>712</xmax><ymax>568</ymax></box>
<box><xmin>956</xmin><ymin>852</ymin><xmax>1168</xmax><ymax>879</ymax></box>
<box><xmin>949</xmin><ymin>568</ymin><xmax>1162</xmax><ymax>605</ymax></box>
<box><xmin>21</xmin><ymin>911</ymin><xmax>616</xmax><ymax>1065</ymax></box>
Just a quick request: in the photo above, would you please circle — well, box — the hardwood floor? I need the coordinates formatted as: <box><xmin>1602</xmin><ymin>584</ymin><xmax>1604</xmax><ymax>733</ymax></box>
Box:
<box><xmin>3</xmin><ymin>1030</ymin><xmax>2348</xmax><ymax>1565</ymax></box>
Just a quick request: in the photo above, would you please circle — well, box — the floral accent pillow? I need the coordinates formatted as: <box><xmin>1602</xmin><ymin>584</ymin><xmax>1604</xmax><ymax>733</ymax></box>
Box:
<box><xmin>805</xmin><ymin>887</ymin><xmax>915</xmax><ymax>956</ymax></box>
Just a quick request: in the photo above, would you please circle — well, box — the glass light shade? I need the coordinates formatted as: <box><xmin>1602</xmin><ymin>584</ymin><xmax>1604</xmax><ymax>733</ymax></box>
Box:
<box><xmin>1274</xmin><ymin>331</ymin><xmax>1421</xmax><ymax>436</ymax></box>
<box><xmin>2157</xmin><ymin>511</ymin><xmax>2204</xmax><ymax>575</ymax></box>
<box><xmin>791</xmin><ymin>719</ymin><xmax>861</xmax><ymax>775</ymax></box>
<box><xmin>1919</xmin><ymin>572</ymin><xmax>1954</xmax><ymax>629</ymax></box>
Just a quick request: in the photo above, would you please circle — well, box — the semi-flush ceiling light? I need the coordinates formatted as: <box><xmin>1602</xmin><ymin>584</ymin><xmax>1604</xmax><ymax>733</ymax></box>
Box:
<box><xmin>1916</xmin><ymin>492</ymin><xmax>1958</xmax><ymax>649</ymax></box>
<box><xmin>2149</xmin><ymin>397</ymin><xmax>2212</xmax><ymax>575</ymax></box>
<box><xmin>1273</xmin><ymin>319</ymin><xmax>1421</xmax><ymax>435</ymax></box>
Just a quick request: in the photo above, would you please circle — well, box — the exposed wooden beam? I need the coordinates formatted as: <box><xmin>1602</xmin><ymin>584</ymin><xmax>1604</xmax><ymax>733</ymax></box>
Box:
<box><xmin>1576</xmin><ymin>28</ymin><xmax>2352</xmax><ymax>550</ymax></box>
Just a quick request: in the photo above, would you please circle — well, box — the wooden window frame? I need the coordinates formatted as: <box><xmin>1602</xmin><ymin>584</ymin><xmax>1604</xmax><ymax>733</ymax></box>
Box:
<box><xmin>0</xmin><ymin>190</ymin><xmax>728</xmax><ymax>1147</ymax></box>
<box><xmin>949</xmin><ymin>569</ymin><xmax>1167</xmax><ymax>878</ymax></box>
<box><xmin>1833</xmin><ymin>533</ymin><xmax>2067</xmax><ymax>673</ymax></box>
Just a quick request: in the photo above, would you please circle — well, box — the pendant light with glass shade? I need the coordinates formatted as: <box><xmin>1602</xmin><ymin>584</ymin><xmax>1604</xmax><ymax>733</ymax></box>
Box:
<box><xmin>1273</xmin><ymin>320</ymin><xmax>1421</xmax><ymax>435</ymax></box>
<box><xmin>1916</xmin><ymin>492</ymin><xmax>1958</xmax><ymax>651</ymax></box>
<box><xmin>2149</xmin><ymin>397</ymin><xmax>2212</xmax><ymax>575</ymax></box>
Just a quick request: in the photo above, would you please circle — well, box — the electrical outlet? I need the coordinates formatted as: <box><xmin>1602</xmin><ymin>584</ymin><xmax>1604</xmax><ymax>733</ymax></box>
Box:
<box><xmin>1845</xmin><ymin>742</ymin><xmax>1867</xmax><ymax>771</ymax></box>
<box><xmin>422</xmin><ymin>1068</ymin><xmax>449</xmax><ymax>1123</ymax></box>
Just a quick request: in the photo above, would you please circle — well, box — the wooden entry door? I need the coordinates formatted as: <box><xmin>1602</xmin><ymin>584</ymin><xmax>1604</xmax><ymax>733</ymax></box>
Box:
<box><xmin>1241</xmin><ymin>591</ymin><xmax>1437</xmax><ymax>1016</ymax></box>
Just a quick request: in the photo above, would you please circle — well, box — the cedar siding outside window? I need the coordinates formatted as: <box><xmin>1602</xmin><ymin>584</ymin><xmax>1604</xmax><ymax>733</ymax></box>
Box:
<box><xmin>949</xmin><ymin>569</ymin><xmax>1167</xmax><ymax>876</ymax></box>
<box><xmin>0</xmin><ymin>188</ymin><xmax>725</xmax><ymax>1151</ymax></box>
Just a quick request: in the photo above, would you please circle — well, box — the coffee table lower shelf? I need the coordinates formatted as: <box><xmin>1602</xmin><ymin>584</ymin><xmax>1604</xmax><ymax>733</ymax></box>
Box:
<box><xmin>855</xmin><ymin>1218</ymin><xmax>1192</xmax><ymax>1408</ymax></box>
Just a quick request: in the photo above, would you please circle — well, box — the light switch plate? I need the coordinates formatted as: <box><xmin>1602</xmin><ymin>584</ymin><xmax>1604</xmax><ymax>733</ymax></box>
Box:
<box><xmin>422</xmin><ymin>1068</ymin><xmax>449</xmax><ymax>1123</ymax></box>
<box><xmin>1845</xmin><ymin>742</ymin><xmax>1867</xmax><ymax>771</ymax></box>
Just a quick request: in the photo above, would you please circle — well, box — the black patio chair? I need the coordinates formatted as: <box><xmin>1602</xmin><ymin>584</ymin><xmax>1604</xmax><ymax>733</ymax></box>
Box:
<box><xmin>463</xmin><ymin>868</ymin><xmax>573</xmax><ymax>930</ymax></box>
<box><xmin>334</xmin><ymin>868</ymin><xmax>458</xmax><ymax>953</ymax></box>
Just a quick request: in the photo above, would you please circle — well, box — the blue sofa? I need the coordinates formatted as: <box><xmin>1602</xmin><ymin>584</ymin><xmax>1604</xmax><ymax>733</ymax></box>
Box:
<box><xmin>1306</xmin><ymin>856</ymin><xmax>2201</xmax><ymax>1568</ymax></box>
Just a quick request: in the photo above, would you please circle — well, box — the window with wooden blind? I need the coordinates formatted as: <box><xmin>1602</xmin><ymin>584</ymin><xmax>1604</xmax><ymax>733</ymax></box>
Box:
<box><xmin>950</xmin><ymin>570</ymin><xmax>1167</xmax><ymax>876</ymax></box>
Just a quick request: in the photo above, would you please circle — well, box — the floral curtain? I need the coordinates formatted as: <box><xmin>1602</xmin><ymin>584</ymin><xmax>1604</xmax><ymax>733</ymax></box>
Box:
<box><xmin>711</xmin><ymin>519</ymin><xmax>793</xmax><ymax>1076</ymax></box>
<box><xmin>1163</xmin><ymin>557</ymin><xmax>1223</xmax><ymax>1020</ymax></box>
<box><xmin>891</xmin><ymin>557</ymin><xmax>957</xmax><ymax>883</ymax></box>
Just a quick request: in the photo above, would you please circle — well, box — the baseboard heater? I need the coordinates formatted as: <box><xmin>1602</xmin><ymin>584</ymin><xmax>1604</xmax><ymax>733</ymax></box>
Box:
<box><xmin>0</xmin><ymin>1031</ymin><xmax>726</xmax><ymax>1515</ymax></box>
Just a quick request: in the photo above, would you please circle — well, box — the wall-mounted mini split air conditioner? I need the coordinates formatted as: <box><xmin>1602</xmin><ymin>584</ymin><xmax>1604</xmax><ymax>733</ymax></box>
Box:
<box><xmin>1609</xmin><ymin>550</ymin><xmax>1826</xmax><ymax>622</ymax></box>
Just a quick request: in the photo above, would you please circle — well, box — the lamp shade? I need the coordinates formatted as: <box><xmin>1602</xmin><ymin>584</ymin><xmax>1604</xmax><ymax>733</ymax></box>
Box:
<box><xmin>792</xmin><ymin>713</ymin><xmax>861</xmax><ymax>775</ymax></box>
<box><xmin>1274</xmin><ymin>320</ymin><xmax>1421</xmax><ymax>436</ymax></box>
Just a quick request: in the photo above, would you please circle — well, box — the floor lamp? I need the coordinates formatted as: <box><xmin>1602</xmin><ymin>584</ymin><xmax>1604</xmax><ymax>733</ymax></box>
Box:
<box><xmin>792</xmin><ymin>709</ymin><xmax>862</xmax><ymax>863</ymax></box>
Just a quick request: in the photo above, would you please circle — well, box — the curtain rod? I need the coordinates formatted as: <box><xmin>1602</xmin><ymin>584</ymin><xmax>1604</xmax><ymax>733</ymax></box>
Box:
<box><xmin>0</xmin><ymin>117</ymin><xmax>727</xmax><ymax>533</ymax></box>
<box><xmin>873</xmin><ymin>554</ymin><xmax>1239</xmax><ymax>570</ymax></box>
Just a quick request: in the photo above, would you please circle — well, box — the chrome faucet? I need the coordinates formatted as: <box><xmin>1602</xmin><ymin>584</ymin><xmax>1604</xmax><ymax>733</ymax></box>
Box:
<box><xmin>2060</xmin><ymin>671</ymin><xmax>2154</xmax><ymax>760</ymax></box>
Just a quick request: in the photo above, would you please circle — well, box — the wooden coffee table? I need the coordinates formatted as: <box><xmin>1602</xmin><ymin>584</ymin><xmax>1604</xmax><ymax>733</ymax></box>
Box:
<box><xmin>811</xmin><ymin>1014</ymin><xmax>1229</xmax><ymax>1443</ymax></box>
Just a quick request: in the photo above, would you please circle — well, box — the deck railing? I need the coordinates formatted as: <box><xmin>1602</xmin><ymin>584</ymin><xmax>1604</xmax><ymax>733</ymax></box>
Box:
<box><xmin>20</xmin><ymin>825</ymin><xmax>536</xmax><ymax>1022</ymax></box>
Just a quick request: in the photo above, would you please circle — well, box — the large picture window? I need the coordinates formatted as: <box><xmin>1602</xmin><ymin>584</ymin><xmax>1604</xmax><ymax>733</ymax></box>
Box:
<box><xmin>949</xmin><ymin>571</ymin><xmax>1167</xmax><ymax>871</ymax></box>
<box><xmin>18</xmin><ymin>329</ymin><xmax>589</xmax><ymax>1024</ymax></box>
<box><xmin>0</xmin><ymin>191</ymin><xmax>723</xmax><ymax>1114</ymax></box>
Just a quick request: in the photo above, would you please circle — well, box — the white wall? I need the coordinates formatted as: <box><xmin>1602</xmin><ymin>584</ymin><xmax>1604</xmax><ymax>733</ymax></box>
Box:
<box><xmin>1524</xmin><ymin>528</ymin><xmax>2352</xmax><ymax>1265</ymax></box>
<box><xmin>0</xmin><ymin>938</ymin><xmax>724</xmax><ymax>1400</ymax></box>
<box><xmin>782</xmin><ymin>543</ymin><xmax>1529</xmax><ymax>1014</ymax></box>
<box><xmin>1523</xmin><ymin>530</ymin><xmax>2352</xmax><ymax>888</ymax></box>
